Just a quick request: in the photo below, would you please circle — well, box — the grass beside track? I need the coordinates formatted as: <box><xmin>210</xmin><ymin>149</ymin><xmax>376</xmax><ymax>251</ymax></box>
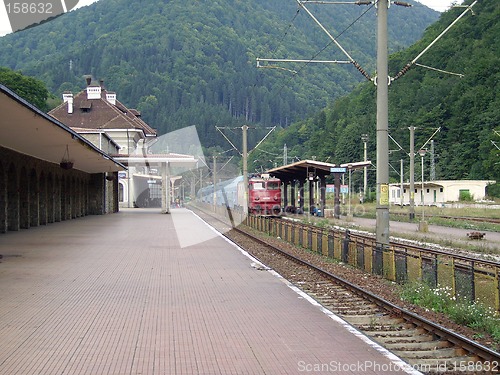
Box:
<box><xmin>400</xmin><ymin>281</ymin><xmax>500</xmax><ymax>350</ymax></box>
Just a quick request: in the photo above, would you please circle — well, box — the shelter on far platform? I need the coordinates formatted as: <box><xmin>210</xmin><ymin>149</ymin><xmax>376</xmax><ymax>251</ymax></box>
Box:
<box><xmin>267</xmin><ymin>160</ymin><xmax>370</xmax><ymax>216</ymax></box>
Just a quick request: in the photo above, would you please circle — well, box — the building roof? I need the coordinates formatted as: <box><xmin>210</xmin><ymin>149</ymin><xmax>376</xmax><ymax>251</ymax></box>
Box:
<box><xmin>266</xmin><ymin>159</ymin><xmax>371</xmax><ymax>181</ymax></box>
<box><xmin>113</xmin><ymin>153</ymin><xmax>198</xmax><ymax>167</ymax></box>
<box><xmin>0</xmin><ymin>84</ymin><xmax>126</xmax><ymax>173</ymax></box>
<box><xmin>49</xmin><ymin>83</ymin><xmax>157</xmax><ymax>137</ymax></box>
<box><xmin>390</xmin><ymin>180</ymin><xmax>496</xmax><ymax>189</ymax></box>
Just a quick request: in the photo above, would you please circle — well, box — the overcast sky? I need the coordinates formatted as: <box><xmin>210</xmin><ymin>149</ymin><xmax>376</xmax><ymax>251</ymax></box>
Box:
<box><xmin>0</xmin><ymin>0</ymin><xmax>464</xmax><ymax>38</ymax></box>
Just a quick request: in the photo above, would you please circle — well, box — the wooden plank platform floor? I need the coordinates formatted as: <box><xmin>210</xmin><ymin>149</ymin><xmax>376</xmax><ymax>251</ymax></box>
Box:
<box><xmin>0</xmin><ymin>208</ymin><xmax>419</xmax><ymax>375</ymax></box>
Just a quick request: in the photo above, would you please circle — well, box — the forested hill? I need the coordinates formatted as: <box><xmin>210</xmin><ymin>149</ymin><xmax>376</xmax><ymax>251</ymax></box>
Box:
<box><xmin>0</xmin><ymin>0</ymin><xmax>437</xmax><ymax>147</ymax></box>
<box><xmin>254</xmin><ymin>0</ymin><xmax>499</xmax><ymax>184</ymax></box>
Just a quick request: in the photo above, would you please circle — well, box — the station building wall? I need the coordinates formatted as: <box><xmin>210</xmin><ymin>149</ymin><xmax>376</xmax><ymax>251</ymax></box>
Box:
<box><xmin>0</xmin><ymin>146</ymin><xmax>118</xmax><ymax>234</ymax></box>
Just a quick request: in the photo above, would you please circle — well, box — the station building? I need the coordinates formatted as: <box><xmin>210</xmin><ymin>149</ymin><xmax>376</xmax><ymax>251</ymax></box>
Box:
<box><xmin>389</xmin><ymin>180</ymin><xmax>496</xmax><ymax>206</ymax></box>
<box><xmin>49</xmin><ymin>78</ymin><xmax>198</xmax><ymax>212</ymax></box>
<box><xmin>0</xmin><ymin>84</ymin><xmax>125</xmax><ymax>234</ymax></box>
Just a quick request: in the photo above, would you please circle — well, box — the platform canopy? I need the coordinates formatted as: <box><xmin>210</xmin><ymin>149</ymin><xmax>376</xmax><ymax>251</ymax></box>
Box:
<box><xmin>266</xmin><ymin>159</ymin><xmax>371</xmax><ymax>181</ymax></box>
<box><xmin>0</xmin><ymin>84</ymin><xmax>126</xmax><ymax>174</ymax></box>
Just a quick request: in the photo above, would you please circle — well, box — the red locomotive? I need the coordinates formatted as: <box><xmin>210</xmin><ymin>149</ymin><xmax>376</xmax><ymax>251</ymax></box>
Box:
<box><xmin>198</xmin><ymin>174</ymin><xmax>282</xmax><ymax>216</ymax></box>
<box><xmin>248</xmin><ymin>174</ymin><xmax>282</xmax><ymax>216</ymax></box>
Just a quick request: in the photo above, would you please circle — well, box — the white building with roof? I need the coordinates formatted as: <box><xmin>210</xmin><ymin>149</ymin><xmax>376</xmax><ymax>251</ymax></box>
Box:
<box><xmin>49</xmin><ymin>78</ymin><xmax>198</xmax><ymax>212</ymax></box>
<box><xmin>389</xmin><ymin>180</ymin><xmax>496</xmax><ymax>206</ymax></box>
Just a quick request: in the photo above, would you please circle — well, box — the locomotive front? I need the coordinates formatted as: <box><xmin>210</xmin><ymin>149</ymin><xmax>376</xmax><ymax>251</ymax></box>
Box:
<box><xmin>248</xmin><ymin>175</ymin><xmax>282</xmax><ymax>216</ymax></box>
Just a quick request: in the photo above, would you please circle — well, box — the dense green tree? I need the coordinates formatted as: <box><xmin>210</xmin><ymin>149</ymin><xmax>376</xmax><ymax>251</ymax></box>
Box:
<box><xmin>0</xmin><ymin>67</ymin><xmax>50</xmax><ymax>111</ymax></box>
<box><xmin>0</xmin><ymin>0</ymin><xmax>437</xmax><ymax>149</ymax></box>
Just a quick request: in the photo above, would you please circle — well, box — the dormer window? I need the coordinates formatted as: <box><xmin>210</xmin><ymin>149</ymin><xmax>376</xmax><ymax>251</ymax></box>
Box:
<box><xmin>106</xmin><ymin>92</ymin><xmax>116</xmax><ymax>105</ymax></box>
<box><xmin>80</xmin><ymin>100</ymin><xmax>92</xmax><ymax>113</ymax></box>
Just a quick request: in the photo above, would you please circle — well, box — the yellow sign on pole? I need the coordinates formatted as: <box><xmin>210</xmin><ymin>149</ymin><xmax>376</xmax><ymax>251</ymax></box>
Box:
<box><xmin>380</xmin><ymin>184</ymin><xmax>389</xmax><ymax>206</ymax></box>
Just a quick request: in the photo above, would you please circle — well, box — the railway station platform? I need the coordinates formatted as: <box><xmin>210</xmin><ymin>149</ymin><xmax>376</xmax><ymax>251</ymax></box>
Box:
<box><xmin>0</xmin><ymin>208</ymin><xmax>420</xmax><ymax>375</ymax></box>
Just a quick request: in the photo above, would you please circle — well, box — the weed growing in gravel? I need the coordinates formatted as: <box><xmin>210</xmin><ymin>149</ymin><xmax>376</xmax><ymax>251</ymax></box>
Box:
<box><xmin>400</xmin><ymin>281</ymin><xmax>500</xmax><ymax>347</ymax></box>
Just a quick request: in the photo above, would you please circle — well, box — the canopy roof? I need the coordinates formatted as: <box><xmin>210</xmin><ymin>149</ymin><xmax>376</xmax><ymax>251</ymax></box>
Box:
<box><xmin>267</xmin><ymin>159</ymin><xmax>371</xmax><ymax>181</ymax></box>
<box><xmin>0</xmin><ymin>85</ymin><xmax>126</xmax><ymax>173</ymax></box>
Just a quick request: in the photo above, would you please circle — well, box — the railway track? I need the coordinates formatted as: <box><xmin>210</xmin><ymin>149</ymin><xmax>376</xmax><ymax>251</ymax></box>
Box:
<box><xmin>191</xmin><ymin>206</ymin><xmax>500</xmax><ymax>374</ymax></box>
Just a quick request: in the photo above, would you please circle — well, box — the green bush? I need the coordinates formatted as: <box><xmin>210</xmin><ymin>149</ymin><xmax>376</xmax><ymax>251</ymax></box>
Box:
<box><xmin>459</xmin><ymin>190</ymin><xmax>474</xmax><ymax>201</ymax></box>
<box><xmin>486</xmin><ymin>183</ymin><xmax>500</xmax><ymax>199</ymax></box>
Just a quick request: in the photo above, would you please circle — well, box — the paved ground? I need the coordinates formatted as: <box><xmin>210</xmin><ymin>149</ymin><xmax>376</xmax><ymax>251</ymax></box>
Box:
<box><xmin>337</xmin><ymin>216</ymin><xmax>500</xmax><ymax>254</ymax></box>
<box><xmin>0</xmin><ymin>208</ymin><xmax>419</xmax><ymax>375</ymax></box>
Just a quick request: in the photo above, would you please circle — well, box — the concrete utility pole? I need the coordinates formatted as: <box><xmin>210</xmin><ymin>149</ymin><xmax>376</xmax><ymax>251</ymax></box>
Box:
<box><xmin>418</xmin><ymin>148</ymin><xmax>428</xmax><ymax>232</ymax></box>
<box><xmin>409</xmin><ymin>126</ymin><xmax>415</xmax><ymax>220</ymax></box>
<box><xmin>256</xmin><ymin>0</ymin><xmax>475</xmax><ymax>246</ymax></box>
<box><xmin>400</xmin><ymin>159</ymin><xmax>404</xmax><ymax>207</ymax></box>
<box><xmin>430</xmin><ymin>139</ymin><xmax>436</xmax><ymax>181</ymax></box>
<box><xmin>213</xmin><ymin>155</ymin><xmax>217</xmax><ymax>211</ymax></box>
<box><xmin>375</xmin><ymin>0</ymin><xmax>390</xmax><ymax>247</ymax></box>
<box><xmin>361</xmin><ymin>134</ymin><xmax>368</xmax><ymax>201</ymax></box>
<box><xmin>242</xmin><ymin>125</ymin><xmax>249</xmax><ymax>215</ymax></box>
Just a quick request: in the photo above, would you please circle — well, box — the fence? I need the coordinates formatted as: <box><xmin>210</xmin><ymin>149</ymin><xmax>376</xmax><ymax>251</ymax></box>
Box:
<box><xmin>246</xmin><ymin>215</ymin><xmax>500</xmax><ymax>312</ymax></box>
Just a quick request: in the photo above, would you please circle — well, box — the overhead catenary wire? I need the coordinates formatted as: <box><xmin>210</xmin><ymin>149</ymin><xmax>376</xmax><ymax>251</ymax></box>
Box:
<box><xmin>258</xmin><ymin>0</ymin><xmax>376</xmax><ymax>99</ymax></box>
<box><xmin>292</xmin><ymin>0</ymin><xmax>374</xmax><ymax>80</ymax></box>
<box><xmin>269</xmin><ymin>8</ymin><xmax>302</xmax><ymax>58</ymax></box>
<box><xmin>414</xmin><ymin>63</ymin><xmax>464</xmax><ymax>78</ymax></box>
<box><xmin>392</xmin><ymin>1</ymin><xmax>478</xmax><ymax>81</ymax></box>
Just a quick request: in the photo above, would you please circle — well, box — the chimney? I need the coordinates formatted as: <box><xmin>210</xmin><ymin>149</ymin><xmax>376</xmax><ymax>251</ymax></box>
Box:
<box><xmin>86</xmin><ymin>84</ymin><xmax>101</xmax><ymax>100</ymax></box>
<box><xmin>62</xmin><ymin>92</ymin><xmax>73</xmax><ymax>114</ymax></box>
<box><xmin>106</xmin><ymin>92</ymin><xmax>116</xmax><ymax>105</ymax></box>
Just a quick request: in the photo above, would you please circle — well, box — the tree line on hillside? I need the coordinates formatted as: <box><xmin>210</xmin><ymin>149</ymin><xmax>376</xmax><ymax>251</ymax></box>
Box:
<box><xmin>249</xmin><ymin>0</ymin><xmax>499</xmax><ymax>195</ymax></box>
<box><xmin>0</xmin><ymin>0</ymin><xmax>438</xmax><ymax>148</ymax></box>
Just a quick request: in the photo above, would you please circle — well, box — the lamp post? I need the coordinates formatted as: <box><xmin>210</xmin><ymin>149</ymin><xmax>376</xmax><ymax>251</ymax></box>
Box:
<box><xmin>361</xmin><ymin>134</ymin><xmax>368</xmax><ymax>202</ymax></box>
<box><xmin>418</xmin><ymin>149</ymin><xmax>428</xmax><ymax>232</ymax></box>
